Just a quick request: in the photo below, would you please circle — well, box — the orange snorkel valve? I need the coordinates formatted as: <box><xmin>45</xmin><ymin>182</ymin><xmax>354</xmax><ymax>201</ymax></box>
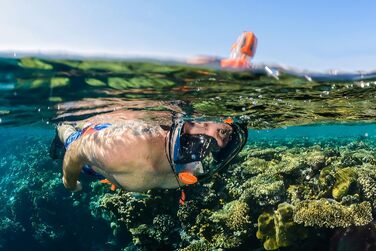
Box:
<box><xmin>178</xmin><ymin>172</ymin><xmax>198</xmax><ymax>185</ymax></box>
<box><xmin>224</xmin><ymin>117</ymin><xmax>234</xmax><ymax>124</ymax></box>
<box><xmin>177</xmin><ymin>161</ymin><xmax>203</xmax><ymax>185</ymax></box>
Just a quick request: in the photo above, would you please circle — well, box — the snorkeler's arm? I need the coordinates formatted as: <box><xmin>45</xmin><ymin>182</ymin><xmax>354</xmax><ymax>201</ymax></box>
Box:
<box><xmin>62</xmin><ymin>145</ymin><xmax>84</xmax><ymax>192</ymax></box>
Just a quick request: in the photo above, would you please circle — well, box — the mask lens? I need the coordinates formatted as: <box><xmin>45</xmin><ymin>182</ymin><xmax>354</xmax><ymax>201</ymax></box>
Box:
<box><xmin>178</xmin><ymin>134</ymin><xmax>218</xmax><ymax>163</ymax></box>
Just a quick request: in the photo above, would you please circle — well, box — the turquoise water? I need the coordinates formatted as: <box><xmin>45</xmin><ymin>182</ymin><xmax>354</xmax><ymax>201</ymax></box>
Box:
<box><xmin>0</xmin><ymin>57</ymin><xmax>376</xmax><ymax>250</ymax></box>
<box><xmin>250</xmin><ymin>123</ymin><xmax>376</xmax><ymax>141</ymax></box>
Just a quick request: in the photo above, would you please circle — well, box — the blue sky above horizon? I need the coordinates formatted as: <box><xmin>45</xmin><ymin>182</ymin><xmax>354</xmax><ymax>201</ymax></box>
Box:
<box><xmin>1</xmin><ymin>0</ymin><xmax>376</xmax><ymax>71</ymax></box>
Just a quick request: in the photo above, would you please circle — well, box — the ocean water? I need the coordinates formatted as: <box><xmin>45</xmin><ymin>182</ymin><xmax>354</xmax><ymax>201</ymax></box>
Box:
<box><xmin>0</xmin><ymin>57</ymin><xmax>375</xmax><ymax>251</ymax></box>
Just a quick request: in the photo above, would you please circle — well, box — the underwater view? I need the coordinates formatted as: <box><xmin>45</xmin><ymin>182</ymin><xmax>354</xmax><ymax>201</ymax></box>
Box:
<box><xmin>0</xmin><ymin>57</ymin><xmax>376</xmax><ymax>251</ymax></box>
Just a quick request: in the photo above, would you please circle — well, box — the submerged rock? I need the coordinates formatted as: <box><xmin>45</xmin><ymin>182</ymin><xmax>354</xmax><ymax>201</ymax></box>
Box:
<box><xmin>330</xmin><ymin>221</ymin><xmax>376</xmax><ymax>251</ymax></box>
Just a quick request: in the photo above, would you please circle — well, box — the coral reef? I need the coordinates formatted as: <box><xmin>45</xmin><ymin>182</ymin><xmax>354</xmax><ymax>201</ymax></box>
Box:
<box><xmin>0</xmin><ymin>133</ymin><xmax>117</xmax><ymax>250</ymax></box>
<box><xmin>239</xmin><ymin>174</ymin><xmax>285</xmax><ymax>206</ymax></box>
<box><xmin>358</xmin><ymin>169</ymin><xmax>376</xmax><ymax>210</ymax></box>
<box><xmin>293</xmin><ymin>199</ymin><xmax>372</xmax><ymax>228</ymax></box>
<box><xmin>178</xmin><ymin>200</ymin><xmax>253</xmax><ymax>250</ymax></box>
<box><xmin>178</xmin><ymin>240</ymin><xmax>213</xmax><ymax>251</ymax></box>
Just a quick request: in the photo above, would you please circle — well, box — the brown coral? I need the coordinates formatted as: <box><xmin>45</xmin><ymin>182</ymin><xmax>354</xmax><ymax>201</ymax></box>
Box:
<box><xmin>293</xmin><ymin>199</ymin><xmax>373</xmax><ymax>228</ymax></box>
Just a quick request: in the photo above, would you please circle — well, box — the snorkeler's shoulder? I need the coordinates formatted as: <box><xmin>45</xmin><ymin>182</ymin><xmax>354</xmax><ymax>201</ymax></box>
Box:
<box><xmin>108</xmin><ymin>119</ymin><xmax>167</xmax><ymax>136</ymax></box>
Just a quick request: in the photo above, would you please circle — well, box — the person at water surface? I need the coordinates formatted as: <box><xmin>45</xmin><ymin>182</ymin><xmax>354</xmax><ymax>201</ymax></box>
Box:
<box><xmin>50</xmin><ymin>110</ymin><xmax>248</xmax><ymax>192</ymax></box>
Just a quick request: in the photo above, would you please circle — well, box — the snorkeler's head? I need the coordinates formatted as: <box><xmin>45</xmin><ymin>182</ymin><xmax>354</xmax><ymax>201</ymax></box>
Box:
<box><xmin>169</xmin><ymin>118</ymin><xmax>248</xmax><ymax>185</ymax></box>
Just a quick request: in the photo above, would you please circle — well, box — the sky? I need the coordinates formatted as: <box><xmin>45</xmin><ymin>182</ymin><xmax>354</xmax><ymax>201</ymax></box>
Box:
<box><xmin>1</xmin><ymin>0</ymin><xmax>376</xmax><ymax>71</ymax></box>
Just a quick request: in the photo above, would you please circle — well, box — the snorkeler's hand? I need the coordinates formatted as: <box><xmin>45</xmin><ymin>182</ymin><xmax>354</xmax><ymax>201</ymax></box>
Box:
<box><xmin>62</xmin><ymin>177</ymin><xmax>82</xmax><ymax>192</ymax></box>
<box><xmin>71</xmin><ymin>181</ymin><xmax>82</xmax><ymax>192</ymax></box>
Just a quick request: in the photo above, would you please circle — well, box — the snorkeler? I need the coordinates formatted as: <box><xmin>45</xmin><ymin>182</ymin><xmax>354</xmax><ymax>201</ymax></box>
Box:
<box><xmin>50</xmin><ymin>110</ymin><xmax>247</xmax><ymax>193</ymax></box>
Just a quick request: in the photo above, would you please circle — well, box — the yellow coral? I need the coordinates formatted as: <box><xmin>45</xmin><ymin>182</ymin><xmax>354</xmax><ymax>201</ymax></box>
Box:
<box><xmin>256</xmin><ymin>203</ymin><xmax>307</xmax><ymax>250</ymax></box>
<box><xmin>210</xmin><ymin>200</ymin><xmax>251</xmax><ymax>231</ymax></box>
<box><xmin>256</xmin><ymin>212</ymin><xmax>277</xmax><ymax>250</ymax></box>
<box><xmin>332</xmin><ymin>168</ymin><xmax>357</xmax><ymax>200</ymax></box>
<box><xmin>179</xmin><ymin>240</ymin><xmax>213</xmax><ymax>251</ymax></box>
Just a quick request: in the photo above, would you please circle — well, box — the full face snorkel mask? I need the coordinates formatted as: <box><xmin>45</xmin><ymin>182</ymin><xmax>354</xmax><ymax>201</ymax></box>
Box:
<box><xmin>168</xmin><ymin>117</ymin><xmax>248</xmax><ymax>185</ymax></box>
